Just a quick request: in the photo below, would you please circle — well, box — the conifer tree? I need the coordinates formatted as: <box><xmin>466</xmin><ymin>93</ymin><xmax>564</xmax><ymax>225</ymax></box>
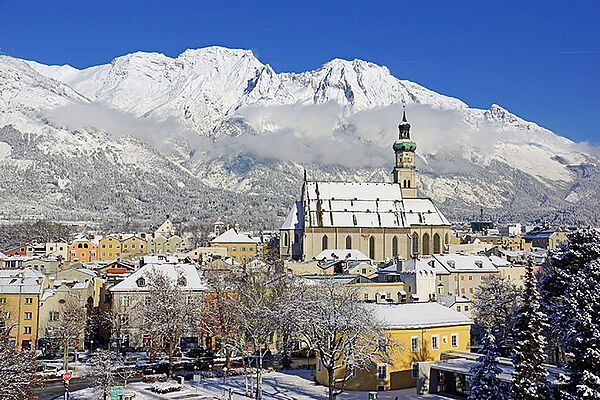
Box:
<box><xmin>468</xmin><ymin>333</ymin><xmax>507</xmax><ymax>400</ymax></box>
<box><xmin>511</xmin><ymin>261</ymin><xmax>548</xmax><ymax>400</ymax></box>
<box><xmin>539</xmin><ymin>228</ymin><xmax>600</xmax><ymax>399</ymax></box>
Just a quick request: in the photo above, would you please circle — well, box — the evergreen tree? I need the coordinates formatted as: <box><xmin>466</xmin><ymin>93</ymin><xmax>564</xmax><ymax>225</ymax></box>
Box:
<box><xmin>511</xmin><ymin>261</ymin><xmax>548</xmax><ymax>400</ymax></box>
<box><xmin>468</xmin><ymin>333</ymin><xmax>508</xmax><ymax>400</ymax></box>
<box><xmin>539</xmin><ymin>228</ymin><xmax>600</xmax><ymax>399</ymax></box>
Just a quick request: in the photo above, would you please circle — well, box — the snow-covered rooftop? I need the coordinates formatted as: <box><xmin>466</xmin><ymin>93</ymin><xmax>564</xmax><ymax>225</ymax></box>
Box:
<box><xmin>366</xmin><ymin>302</ymin><xmax>472</xmax><ymax>329</ymax></box>
<box><xmin>211</xmin><ymin>228</ymin><xmax>256</xmax><ymax>244</ymax></box>
<box><xmin>0</xmin><ymin>268</ymin><xmax>46</xmax><ymax>295</ymax></box>
<box><xmin>287</xmin><ymin>181</ymin><xmax>449</xmax><ymax>229</ymax></box>
<box><xmin>110</xmin><ymin>263</ymin><xmax>207</xmax><ymax>292</ymax></box>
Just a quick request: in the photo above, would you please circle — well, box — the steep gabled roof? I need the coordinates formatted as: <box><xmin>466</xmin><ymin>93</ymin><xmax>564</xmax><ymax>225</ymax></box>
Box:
<box><xmin>211</xmin><ymin>228</ymin><xmax>256</xmax><ymax>244</ymax></box>
<box><xmin>280</xmin><ymin>201</ymin><xmax>304</xmax><ymax>230</ymax></box>
<box><xmin>298</xmin><ymin>181</ymin><xmax>449</xmax><ymax>229</ymax></box>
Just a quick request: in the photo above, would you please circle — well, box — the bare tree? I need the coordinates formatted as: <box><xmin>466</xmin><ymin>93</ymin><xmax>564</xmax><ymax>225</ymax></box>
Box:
<box><xmin>472</xmin><ymin>274</ymin><xmax>521</xmax><ymax>354</ymax></box>
<box><xmin>0</xmin><ymin>308</ymin><xmax>43</xmax><ymax>400</ymax></box>
<box><xmin>136</xmin><ymin>268</ymin><xmax>198</xmax><ymax>378</ymax></box>
<box><xmin>233</xmin><ymin>271</ymin><xmax>284</xmax><ymax>400</ymax></box>
<box><xmin>46</xmin><ymin>297</ymin><xmax>89</xmax><ymax>370</ymax></box>
<box><xmin>285</xmin><ymin>282</ymin><xmax>395</xmax><ymax>400</ymax></box>
<box><xmin>203</xmin><ymin>272</ymin><xmax>240</xmax><ymax>371</ymax></box>
<box><xmin>87</xmin><ymin>349</ymin><xmax>115</xmax><ymax>400</ymax></box>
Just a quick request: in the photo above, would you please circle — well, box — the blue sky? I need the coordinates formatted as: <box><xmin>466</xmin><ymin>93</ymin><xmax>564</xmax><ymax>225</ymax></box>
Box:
<box><xmin>0</xmin><ymin>1</ymin><xmax>598</xmax><ymax>143</ymax></box>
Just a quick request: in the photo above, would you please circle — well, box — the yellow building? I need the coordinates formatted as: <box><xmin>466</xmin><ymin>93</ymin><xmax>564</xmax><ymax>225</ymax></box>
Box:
<box><xmin>0</xmin><ymin>268</ymin><xmax>49</xmax><ymax>350</ymax></box>
<box><xmin>121</xmin><ymin>234</ymin><xmax>147</xmax><ymax>254</ymax></box>
<box><xmin>315</xmin><ymin>303</ymin><xmax>471</xmax><ymax>391</ymax></box>
<box><xmin>98</xmin><ymin>235</ymin><xmax>122</xmax><ymax>261</ymax></box>
<box><xmin>67</xmin><ymin>238</ymin><xmax>98</xmax><ymax>263</ymax></box>
<box><xmin>210</xmin><ymin>228</ymin><xmax>257</xmax><ymax>264</ymax></box>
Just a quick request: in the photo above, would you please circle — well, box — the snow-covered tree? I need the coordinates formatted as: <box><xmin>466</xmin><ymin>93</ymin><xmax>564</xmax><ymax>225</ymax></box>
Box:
<box><xmin>539</xmin><ymin>228</ymin><xmax>600</xmax><ymax>399</ymax></box>
<box><xmin>511</xmin><ymin>261</ymin><xmax>548</xmax><ymax>400</ymax></box>
<box><xmin>86</xmin><ymin>349</ymin><xmax>115</xmax><ymax>400</ymax></box>
<box><xmin>285</xmin><ymin>281</ymin><xmax>394</xmax><ymax>400</ymax></box>
<box><xmin>136</xmin><ymin>268</ymin><xmax>199</xmax><ymax>377</ymax></box>
<box><xmin>472</xmin><ymin>274</ymin><xmax>521</xmax><ymax>354</ymax></box>
<box><xmin>468</xmin><ymin>333</ymin><xmax>507</xmax><ymax>400</ymax></box>
<box><xmin>0</xmin><ymin>310</ymin><xmax>43</xmax><ymax>400</ymax></box>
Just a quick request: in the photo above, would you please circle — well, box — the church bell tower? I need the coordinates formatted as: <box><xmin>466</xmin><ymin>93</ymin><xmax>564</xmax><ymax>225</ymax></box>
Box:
<box><xmin>392</xmin><ymin>106</ymin><xmax>417</xmax><ymax>198</ymax></box>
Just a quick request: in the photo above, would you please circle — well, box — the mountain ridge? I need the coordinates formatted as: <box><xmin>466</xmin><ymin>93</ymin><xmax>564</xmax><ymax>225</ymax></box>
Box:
<box><xmin>0</xmin><ymin>46</ymin><xmax>597</xmax><ymax>226</ymax></box>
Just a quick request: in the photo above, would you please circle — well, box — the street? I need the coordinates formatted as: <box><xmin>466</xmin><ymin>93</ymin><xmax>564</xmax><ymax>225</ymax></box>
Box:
<box><xmin>35</xmin><ymin>374</ymin><xmax>144</xmax><ymax>400</ymax></box>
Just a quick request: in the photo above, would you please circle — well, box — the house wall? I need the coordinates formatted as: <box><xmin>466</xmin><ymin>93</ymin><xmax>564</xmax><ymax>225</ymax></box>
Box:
<box><xmin>0</xmin><ymin>291</ymin><xmax>44</xmax><ymax>350</ymax></box>
<box><xmin>314</xmin><ymin>324</ymin><xmax>471</xmax><ymax>391</ymax></box>
<box><xmin>210</xmin><ymin>242</ymin><xmax>257</xmax><ymax>264</ymax></box>
<box><xmin>448</xmin><ymin>271</ymin><xmax>499</xmax><ymax>299</ymax></box>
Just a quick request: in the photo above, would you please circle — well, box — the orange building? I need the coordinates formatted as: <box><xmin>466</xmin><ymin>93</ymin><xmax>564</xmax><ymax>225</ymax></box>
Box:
<box><xmin>67</xmin><ymin>239</ymin><xmax>98</xmax><ymax>263</ymax></box>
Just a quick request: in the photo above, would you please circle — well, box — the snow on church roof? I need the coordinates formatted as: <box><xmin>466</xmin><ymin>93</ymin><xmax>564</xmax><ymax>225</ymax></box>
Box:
<box><xmin>281</xmin><ymin>201</ymin><xmax>304</xmax><ymax>230</ymax></box>
<box><xmin>299</xmin><ymin>181</ymin><xmax>448</xmax><ymax>229</ymax></box>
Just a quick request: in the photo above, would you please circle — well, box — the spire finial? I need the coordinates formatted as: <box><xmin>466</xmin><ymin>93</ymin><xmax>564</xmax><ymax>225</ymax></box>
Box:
<box><xmin>402</xmin><ymin>103</ymin><xmax>407</xmax><ymax>122</ymax></box>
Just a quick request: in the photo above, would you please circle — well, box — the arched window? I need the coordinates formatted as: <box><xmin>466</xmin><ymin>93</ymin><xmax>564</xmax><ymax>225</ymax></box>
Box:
<box><xmin>412</xmin><ymin>233</ymin><xmax>419</xmax><ymax>255</ymax></box>
<box><xmin>77</xmin><ymin>243</ymin><xmax>82</xmax><ymax>249</ymax></box>
<box><xmin>136</xmin><ymin>277</ymin><xmax>146</xmax><ymax>287</ymax></box>
<box><xmin>433</xmin><ymin>233</ymin><xmax>441</xmax><ymax>254</ymax></box>
<box><xmin>369</xmin><ymin>236</ymin><xmax>376</xmax><ymax>259</ymax></box>
<box><xmin>407</xmin><ymin>180</ymin><xmax>411</xmax><ymax>188</ymax></box>
<box><xmin>422</xmin><ymin>233</ymin><xmax>430</xmax><ymax>255</ymax></box>
<box><xmin>403</xmin><ymin>180</ymin><xmax>407</xmax><ymax>188</ymax></box>
<box><xmin>345</xmin><ymin>235</ymin><xmax>352</xmax><ymax>249</ymax></box>
<box><xmin>84</xmin><ymin>243</ymin><xmax>88</xmax><ymax>249</ymax></box>
<box><xmin>445</xmin><ymin>233</ymin><xmax>449</xmax><ymax>245</ymax></box>
<box><xmin>322</xmin><ymin>235</ymin><xmax>328</xmax><ymax>251</ymax></box>
<box><xmin>392</xmin><ymin>236</ymin><xmax>398</xmax><ymax>257</ymax></box>
<box><xmin>294</xmin><ymin>233</ymin><xmax>299</xmax><ymax>243</ymax></box>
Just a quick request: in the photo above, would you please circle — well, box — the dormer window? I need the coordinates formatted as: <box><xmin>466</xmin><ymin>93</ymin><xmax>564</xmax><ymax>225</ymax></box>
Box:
<box><xmin>178</xmin><ymin>277</ymin><xmax>187</xmax><ymax>286</ymax></box>
<box><xmin>475</xmin><ymin>261</ymin><xmax>483</xmax><ymax>268</ymax></box>
<box><xmin>136</xmin><ymin>278</ymin><xmax>146</xmax><ymax>287</ymax></box>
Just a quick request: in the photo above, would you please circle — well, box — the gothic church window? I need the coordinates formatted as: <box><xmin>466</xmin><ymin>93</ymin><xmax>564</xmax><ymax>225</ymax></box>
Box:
<box><xmin>433</xmin><ymin>233</ymin><xmax>441</xmax><ymax>254</ymax></box>
<box><xmin>369</xmin><ymin>236</ymin><xmax>375</xmax><ymax>259</ymax></box>
<box><xmin>392</xmin><ymin>236</ymin><xmax>398</xmax><ymax>257</ymax></box>
<box><xmin>423</xmin><ymin>233</ymin><xmax>430</xmax><ymax>255</ymax></box>
<box><xmin>412</xmin><ymin>233</ymin><xmax>419</xmax><ymax>255</ymax></box>
<box><xmin>322</xmin><ymin>235</ymin><xmax>328</xmax><ymax>251</ymax></box>
<box><xmin>346</xmin><ymin>235</ymin><xmax>352</xmax><ymax>249</ymax></box>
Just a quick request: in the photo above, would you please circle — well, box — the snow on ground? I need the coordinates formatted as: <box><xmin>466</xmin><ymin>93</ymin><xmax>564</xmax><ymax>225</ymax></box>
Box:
<box><xmin>63</xmin><ymin>370</ymin><xmax>453</xmax><ymax>400</ymax></box>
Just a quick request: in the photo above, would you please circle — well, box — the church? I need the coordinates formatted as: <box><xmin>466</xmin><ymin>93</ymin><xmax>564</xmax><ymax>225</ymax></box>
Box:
<box><xmin>280</xmin><ymin>109</ymin><xmax>451</xmax><ymax>262</ymax></box>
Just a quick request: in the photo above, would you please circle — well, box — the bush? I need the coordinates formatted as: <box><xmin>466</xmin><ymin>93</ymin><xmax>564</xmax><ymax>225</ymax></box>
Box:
<box><xmin>150</xmin><ymin>381</ymin><xmax>183</xmax><ymax>394</ymax></box>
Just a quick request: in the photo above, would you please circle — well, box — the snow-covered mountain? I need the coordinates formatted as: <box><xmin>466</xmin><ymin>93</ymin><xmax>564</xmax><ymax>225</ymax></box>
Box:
<box><xmin>0</xmin><ymin>46</ymin><xmax>597</xmax><ymax>226</ymax></box>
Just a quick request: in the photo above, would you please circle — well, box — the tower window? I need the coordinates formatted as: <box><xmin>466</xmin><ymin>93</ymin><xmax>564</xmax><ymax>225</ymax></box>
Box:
<box><xmin>392</xmin><ymin>236</ymin><xmax>398</xmax><ymax>257</ymax></box>
<box><xmin>407</xmin><ymin>180</ymin><xmax>411</xmax><ymax>188</ymax></box>
<box><xmin>345</xmin><ymin>235</ymin><xmax>352</xmax><ymax>250</ymax></box>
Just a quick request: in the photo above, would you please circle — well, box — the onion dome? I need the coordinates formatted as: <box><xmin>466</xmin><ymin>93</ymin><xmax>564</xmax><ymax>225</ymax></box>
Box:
<box><xmin>393</xmin><ymin>138</ymin><xmax>417</xmax><ymax>152</ymax></box>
